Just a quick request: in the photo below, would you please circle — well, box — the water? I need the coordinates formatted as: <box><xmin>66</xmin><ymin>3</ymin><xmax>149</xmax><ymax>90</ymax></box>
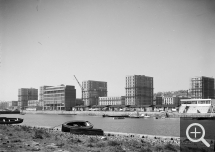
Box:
<box><xmin>1</xmin><ymin>114</ymin><xmax>180</xmax><ymax>137</ymax></box>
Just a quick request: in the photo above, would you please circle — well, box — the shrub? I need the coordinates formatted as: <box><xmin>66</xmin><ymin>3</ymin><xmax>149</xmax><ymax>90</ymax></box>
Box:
<box><xmin>95</xmin><ymin>141</ymin><xmax>106</xmax><ymax>147</ymax></box>
<box><xmin>107</xmin><ymin>140</ymin><xmax>121</xmax><ymax>146</ymax></box>
<box><xmin>164</xmin><ymin>143</ymin><xmax>177</xmax><ymax>152</ymax></box>
<box><xmin>33</xmin><ymin>129</ymin><xmax>48</xmax><ymax>139</ymax></box>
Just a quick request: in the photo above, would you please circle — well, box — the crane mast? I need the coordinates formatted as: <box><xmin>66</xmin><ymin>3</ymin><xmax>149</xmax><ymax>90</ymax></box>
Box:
<box><xmin>74</xmin><ymin>75</ymin><xmax>83</xmax><ymax>100</ymax></box>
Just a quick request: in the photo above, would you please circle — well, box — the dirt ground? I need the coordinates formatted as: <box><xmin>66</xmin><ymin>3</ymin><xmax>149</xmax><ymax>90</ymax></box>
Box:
<box><xmin>0</xmin><ymin>124</ymin><xmax>208</xmax><ymax>152</ymax></box>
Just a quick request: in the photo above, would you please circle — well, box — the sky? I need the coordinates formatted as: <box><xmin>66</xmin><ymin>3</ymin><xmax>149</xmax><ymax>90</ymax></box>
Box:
<box><xmin>0</xmin><ymin>0</ymin><xmax>215</xmax><ymax>101</ymax></box>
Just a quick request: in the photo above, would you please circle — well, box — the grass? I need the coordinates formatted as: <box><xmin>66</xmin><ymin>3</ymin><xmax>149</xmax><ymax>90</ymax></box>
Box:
<box><xmin>0</xmin><ymin>124</ymin><xmax>188</xmax><ymax>152</ymax></box>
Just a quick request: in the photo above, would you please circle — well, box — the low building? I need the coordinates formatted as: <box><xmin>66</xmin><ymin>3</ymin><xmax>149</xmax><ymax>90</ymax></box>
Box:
<box><xmin>179</xmin><ymin>99</ymin><xmax>215</xmax><ymax>113</ymax></box>
<box><xmin>18</xmin><ymin>88</ymin><xmax>38</xmax><ymax>109</ymax></box>
<box><xmin>156</xmin><ymin>96</ymin><xmax>162</xmax><ymax>105</ymax></box>
<box><xmin>162</xmin><ymin>97</ymin><xmax>179</xmax><ymax>106</ymax></box>
<box><xmin>75</xmin><ymin>98</ymin><xmax>84</xmax><ymax>106</ymax></box>
<box><xmin>8</xmin><ymin>101</ymin><xmax>18</xmax><ymax>110</ymax></box>
<box><xmin>0</xmin><ymin>101</ymin><xmax>9</xmax><ymax>110</ymax></box>
<box><xmin>99</xmin><ymin>96</ymin><xmax>125</xmax><ymax>106</ymax></box>
<box><xmin>99</xmin><ymin>96</ymin><xmax>125</xmax><ymax>111</ymax></box>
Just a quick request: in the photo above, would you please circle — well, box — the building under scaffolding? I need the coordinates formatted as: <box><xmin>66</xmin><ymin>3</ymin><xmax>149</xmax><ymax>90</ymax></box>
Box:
<box><xmin>190</xmin><ymin>76</ymin><xmax>215</xmax><ymax>99</ymax></box>
<box><xmin>82</xmin><ymin>80</ymin><xmax>107</xmax><ymax>106</ymax></box>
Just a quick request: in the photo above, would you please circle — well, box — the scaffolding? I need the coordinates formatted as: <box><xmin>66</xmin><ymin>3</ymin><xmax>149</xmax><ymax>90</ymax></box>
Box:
<box><xmin>190</xmin><ymin>76</ymin><xmax>215</xmax><ymax>99</ymax></box>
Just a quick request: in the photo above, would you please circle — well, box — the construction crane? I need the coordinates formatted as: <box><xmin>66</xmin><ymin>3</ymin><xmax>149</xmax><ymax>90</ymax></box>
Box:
<box><xmin>74</xmin><ymin>75</ymin><xmax>84</xmax><ymax>100</ymax></box>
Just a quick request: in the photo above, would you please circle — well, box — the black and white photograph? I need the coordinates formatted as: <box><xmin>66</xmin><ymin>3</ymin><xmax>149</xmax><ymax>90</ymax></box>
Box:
<box><xmin>0</xmin><ymin>0</ymin><xmax>215</xmax><ymax>151</ymax></box>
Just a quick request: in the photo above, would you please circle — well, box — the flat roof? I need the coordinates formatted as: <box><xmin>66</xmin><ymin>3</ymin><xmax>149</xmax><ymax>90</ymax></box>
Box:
<box><xmin>181</xmin><ymin>99</ymin><xmax>213</xmax><ymax>101</ymax></box>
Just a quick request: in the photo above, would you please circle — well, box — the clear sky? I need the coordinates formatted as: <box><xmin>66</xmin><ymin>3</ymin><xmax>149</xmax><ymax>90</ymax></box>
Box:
<box><xmin>0</xmin><ymin>0</ymin><xmax>215</xmax><ymax>101</ymax></box>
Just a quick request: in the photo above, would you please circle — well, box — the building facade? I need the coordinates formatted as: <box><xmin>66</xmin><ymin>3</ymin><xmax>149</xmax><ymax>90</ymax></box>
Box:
<box><xmin>179</xmin><ymin>99</ymin><xmax>215</xmax><ymax>113</ymax></box>
<box><xmin>28</xmin><ymin>100</ymin><xmax>41</xmax><ymax>107</ymax></box>
<box><xmin>41</xmin><ymin>85</ymin><xmax>76</xmax><ymax>111</ymax></box>
<box><xmin>75</xmin><ymin>98</ymin><xmax>84</xmax><ymax>106</ymax></box>
<box><xmin>0</xmin><ymin>101</ymin><xmax>9</xmax><ymax>110</ymax></box>
<box><xmin>156</xmin><ymin>96</ymin><xmax>162</xmax><ymax>105</ymax></box>
<box><xmin>18</xmin><ymin>88</ymin><xmax>38</xmax><ymax>109</ymax></box>
<box><xmin>82</xmin><ymin>80</ymin><xmax>107</xmax><ymax>106</ymax></box>
<box><xmin>8</xmin><ymin>101</ymin><xmax>18</xmax><ymax>110</ymax></box>
<box><xmin>39</xmin><ymin>86</ymin><xmax>52</xmax><ymax>107</ymax></box>
<box><xmin>125</xmin><ymin>75</ymin><xmax>153</xmax><ymax>106</ymax></box>
<box><xmin>99</xmin><ymin>96</ymin><xmax>125</xmax><ymax>106</ymax></box>
<box><xmin>162</xmin><ymin>96</ymin><xmax>179</xmax><ymax>106</ymax></box>
<box><xmin>190</xmin><ymin>76</ymin><xmax>215</xmax><ymax>99</ymax></box>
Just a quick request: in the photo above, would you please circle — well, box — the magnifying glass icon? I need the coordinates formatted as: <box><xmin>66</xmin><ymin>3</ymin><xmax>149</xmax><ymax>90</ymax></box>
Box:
<box><xmin>186</xmin><ymin>123</ymin><xmax>210</xmax><ymax>147</ymax></box>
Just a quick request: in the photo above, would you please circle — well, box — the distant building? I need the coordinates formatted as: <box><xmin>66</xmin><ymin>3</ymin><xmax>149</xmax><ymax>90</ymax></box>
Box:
<box><xmin>26</xmin><ymin>100</ymin><xmax>42</xmax><ymax>111</ymax></box>
<box><xmin>179</xmin><ymin>99</ymin><xmax>215</xmax><ymax>113</ymax></box>
<box><xmin>75</xmin><ymin>98</ymin><xmax>84</xmax><ymax>106</ymax></box>
<box><xmin>0</xmin><ymin>101</ymin><xmax>9</xmax><ymax>110</ymax></box>
<box><xmin>28</xmin><ymin>100</ymin><xmax>41</xmax><ymax>107</ymax></box>
<box><xmin>18</xmin><ymin>88</ymin><xmax>38</xmax><ymax>109</ymax></box>
<box><xmin>125</xmin><ymin>75</ymin><xmax>153</xmax><ymax>106</ymax></box>
<box><xmin>82</xmin><ymin>80</ymin><xmax>107</xmax><ymax>106</ymax></box>
<box><xmin>190</xmin><ymin>76</ymin><xmax>215</xmax><ymax>99</ymax></box>
<box><xmin>99</xmin><ymin>96</ymin><xmax>125</xmax><ymax>106</ymax></box>
<box><xmin>41</xmin><ymin>85</ymin><xmax>76</xmax><ymax>111</ymax></box>
<box><xmin>8</xmin><ymin>101</ymin><xmax>18</xmax><ymax>110</ymax></box>
<box><xmin>39</xmin><ymin>86</ymin><xmax>52</xmax><ymax>108</ymax></box>
<box><xmin>162</xmin><ymin>96</ymin><xmax>180</xmax><ymax>106</ymax></box>
<box><xmin>156</xmin><ymin>96</ymin><xmax>162</xmax><ymax>105</ymax></box>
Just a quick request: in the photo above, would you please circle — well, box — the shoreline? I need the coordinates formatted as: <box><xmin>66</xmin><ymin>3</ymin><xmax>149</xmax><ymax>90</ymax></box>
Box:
<box><xmin>23</xmin><ymin>110</ymin><xmax>215</xmax><ymax>118</ymax></box>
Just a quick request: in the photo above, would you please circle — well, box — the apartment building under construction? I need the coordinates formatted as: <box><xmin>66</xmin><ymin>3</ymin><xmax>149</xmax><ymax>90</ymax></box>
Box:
<box><xmin>18</xmin><ymin>88</ymin><xmax>38</xmax><ymax>109</ymax></box>
<box><xmin>190</xmin><ymin>76</ymin><xmax>215</xmax><ymax>99</ymax></box>
<box><xmin>125</xmin><ymin>75</ymin><xmax>153</xmax><ymax>106</ymax></box>
<box><xmin>82</xmin><ymin>80</ymin><xmax>107</xmax><ymax>106</ymax></box>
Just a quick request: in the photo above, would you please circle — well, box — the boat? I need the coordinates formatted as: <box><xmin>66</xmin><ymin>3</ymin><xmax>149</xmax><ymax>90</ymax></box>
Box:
<box><xmin>0</xmin><ymin>110</ymin><xmax>20</xmax><ymax>114</ymax></box>
<box><xmin>61</xmin><ymin>120</ymin><xmax>104</xmax><ymax>135</ymax></box>
<box><xmin>102</xmin><ymin>114</ymin><xmax>129</xmax><ymax>117</ymax></box>
<box><xmin>128</xmin><ymin>115</ymin><xmax>141</xmax><ymax>118</ymax></box>
<box><xmin>190</xmin><ymin>117</ymin><xmax>215</xmax><ymax>120</ymax></box>
<box><xmin>0</xmin><ymin>117</ymin><xmax>23</xmax><ymax>124</ymax></box>
<box><xmin>113</xmin><ymin>117</ymin><xmax>125</xmax><ymax>119</ymax></box>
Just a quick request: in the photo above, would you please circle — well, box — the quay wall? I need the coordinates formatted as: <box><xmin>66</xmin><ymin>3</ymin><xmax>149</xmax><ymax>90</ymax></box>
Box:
<box><xmin>23</xmin><ymin>110</ymin><xmax>215</xmax><ymax>117</ymax></box>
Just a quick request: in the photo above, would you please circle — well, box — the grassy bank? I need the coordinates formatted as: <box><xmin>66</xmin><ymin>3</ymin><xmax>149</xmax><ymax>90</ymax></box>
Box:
<box><xmin>1</xmin><ymin>124</ymin><xmax>214</xmax><ymax>152</ymax></box>
<box><xmin>0</xmin><ymin>124</ymin><xmax>183</xmax><ymax>152</ymax></box>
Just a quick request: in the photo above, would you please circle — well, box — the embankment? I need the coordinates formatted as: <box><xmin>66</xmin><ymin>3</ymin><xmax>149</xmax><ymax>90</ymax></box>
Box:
<box><xmin>23</xmin><ymin>110</ymin><xmax>215</xmax><ymax>118</ymax></box>
<box><xmin>0</xmin><ymin>124</ymin><xmax>181</xmax><ymax>152</ymax></box>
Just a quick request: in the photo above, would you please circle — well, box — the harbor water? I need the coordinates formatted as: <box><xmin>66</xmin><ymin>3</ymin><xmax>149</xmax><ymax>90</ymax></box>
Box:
<box><xmin>1</xmin><ymin>113</ymin><xmax>180</xmax><ymax>137</ymax></box>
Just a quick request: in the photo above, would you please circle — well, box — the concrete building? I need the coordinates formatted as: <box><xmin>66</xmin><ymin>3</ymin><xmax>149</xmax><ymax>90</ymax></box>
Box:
<box><xmin>99</xmin><ymin>96</ymin><xmax>125</xmax><ymax>106</ymax></box>
<box><xmin>26</xmin><ymin>100</ymin><xmax>43</xmax><ymax>111</ymax></box>
<box><xmin>18</xmin><ymin>88</ymin><xmax>38</xmax><ymax>109</ymax></box>
<box><xmin>0</xmin><ymin>101</ymin><xmax>9</xmax><ymax>110</ymax></box>
<box><xmin>162</xmin><ymin>96</ymin><xmax>179</xmax><ymax>106</ymax></box>
<box><xmin>39</xmin><ymin>86</ymin><xmax>52</xmax><ymax>108</ymax></box>
<box><xmin>8</xmin><ymin>101</ymin><xmax>18</xmax><ymax>110</ymax></box>
<box><xmin>190</xmin><ymin>76</ymin><xmax>215</xmax><ymax>99</ymax></box>
<box><xmin>155</xmin><ymin>96</ymin><xmax>162</xmax><ymax>105</ymax></box>
<box><xmin>41</xmin><ymin>85</ymin><xmax>76</xmax><ymax>111</ymax></box>
<box><xmin>28</xmin><ymin>100</ymin><xmax>41</xmax><ymax>107</ymax></box>
<box><xmin>179</xmin><ymin>99</ymin><xmax>215</xmax><ymax>113</ymax></box>
<box><xmin>125</xmin><ymin>75</ymin><xmax>153</xmax><ymax>106</ymax></box>
<box><xmin>82</xmin><ymin>80</ymin><xmax>107</xmax><ymax>106</ymax></box>
<box><xmin>75</xmin><ymin>98</ymin><xmax>84</xmax><ymax>106</ymax></box>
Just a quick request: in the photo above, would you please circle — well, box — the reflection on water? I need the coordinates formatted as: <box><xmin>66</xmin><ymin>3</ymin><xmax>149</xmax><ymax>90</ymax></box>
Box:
<box><xmin>1</xmin><ymin>114</ymin><xmax>180</xmax><ymax>137</ymax></box>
